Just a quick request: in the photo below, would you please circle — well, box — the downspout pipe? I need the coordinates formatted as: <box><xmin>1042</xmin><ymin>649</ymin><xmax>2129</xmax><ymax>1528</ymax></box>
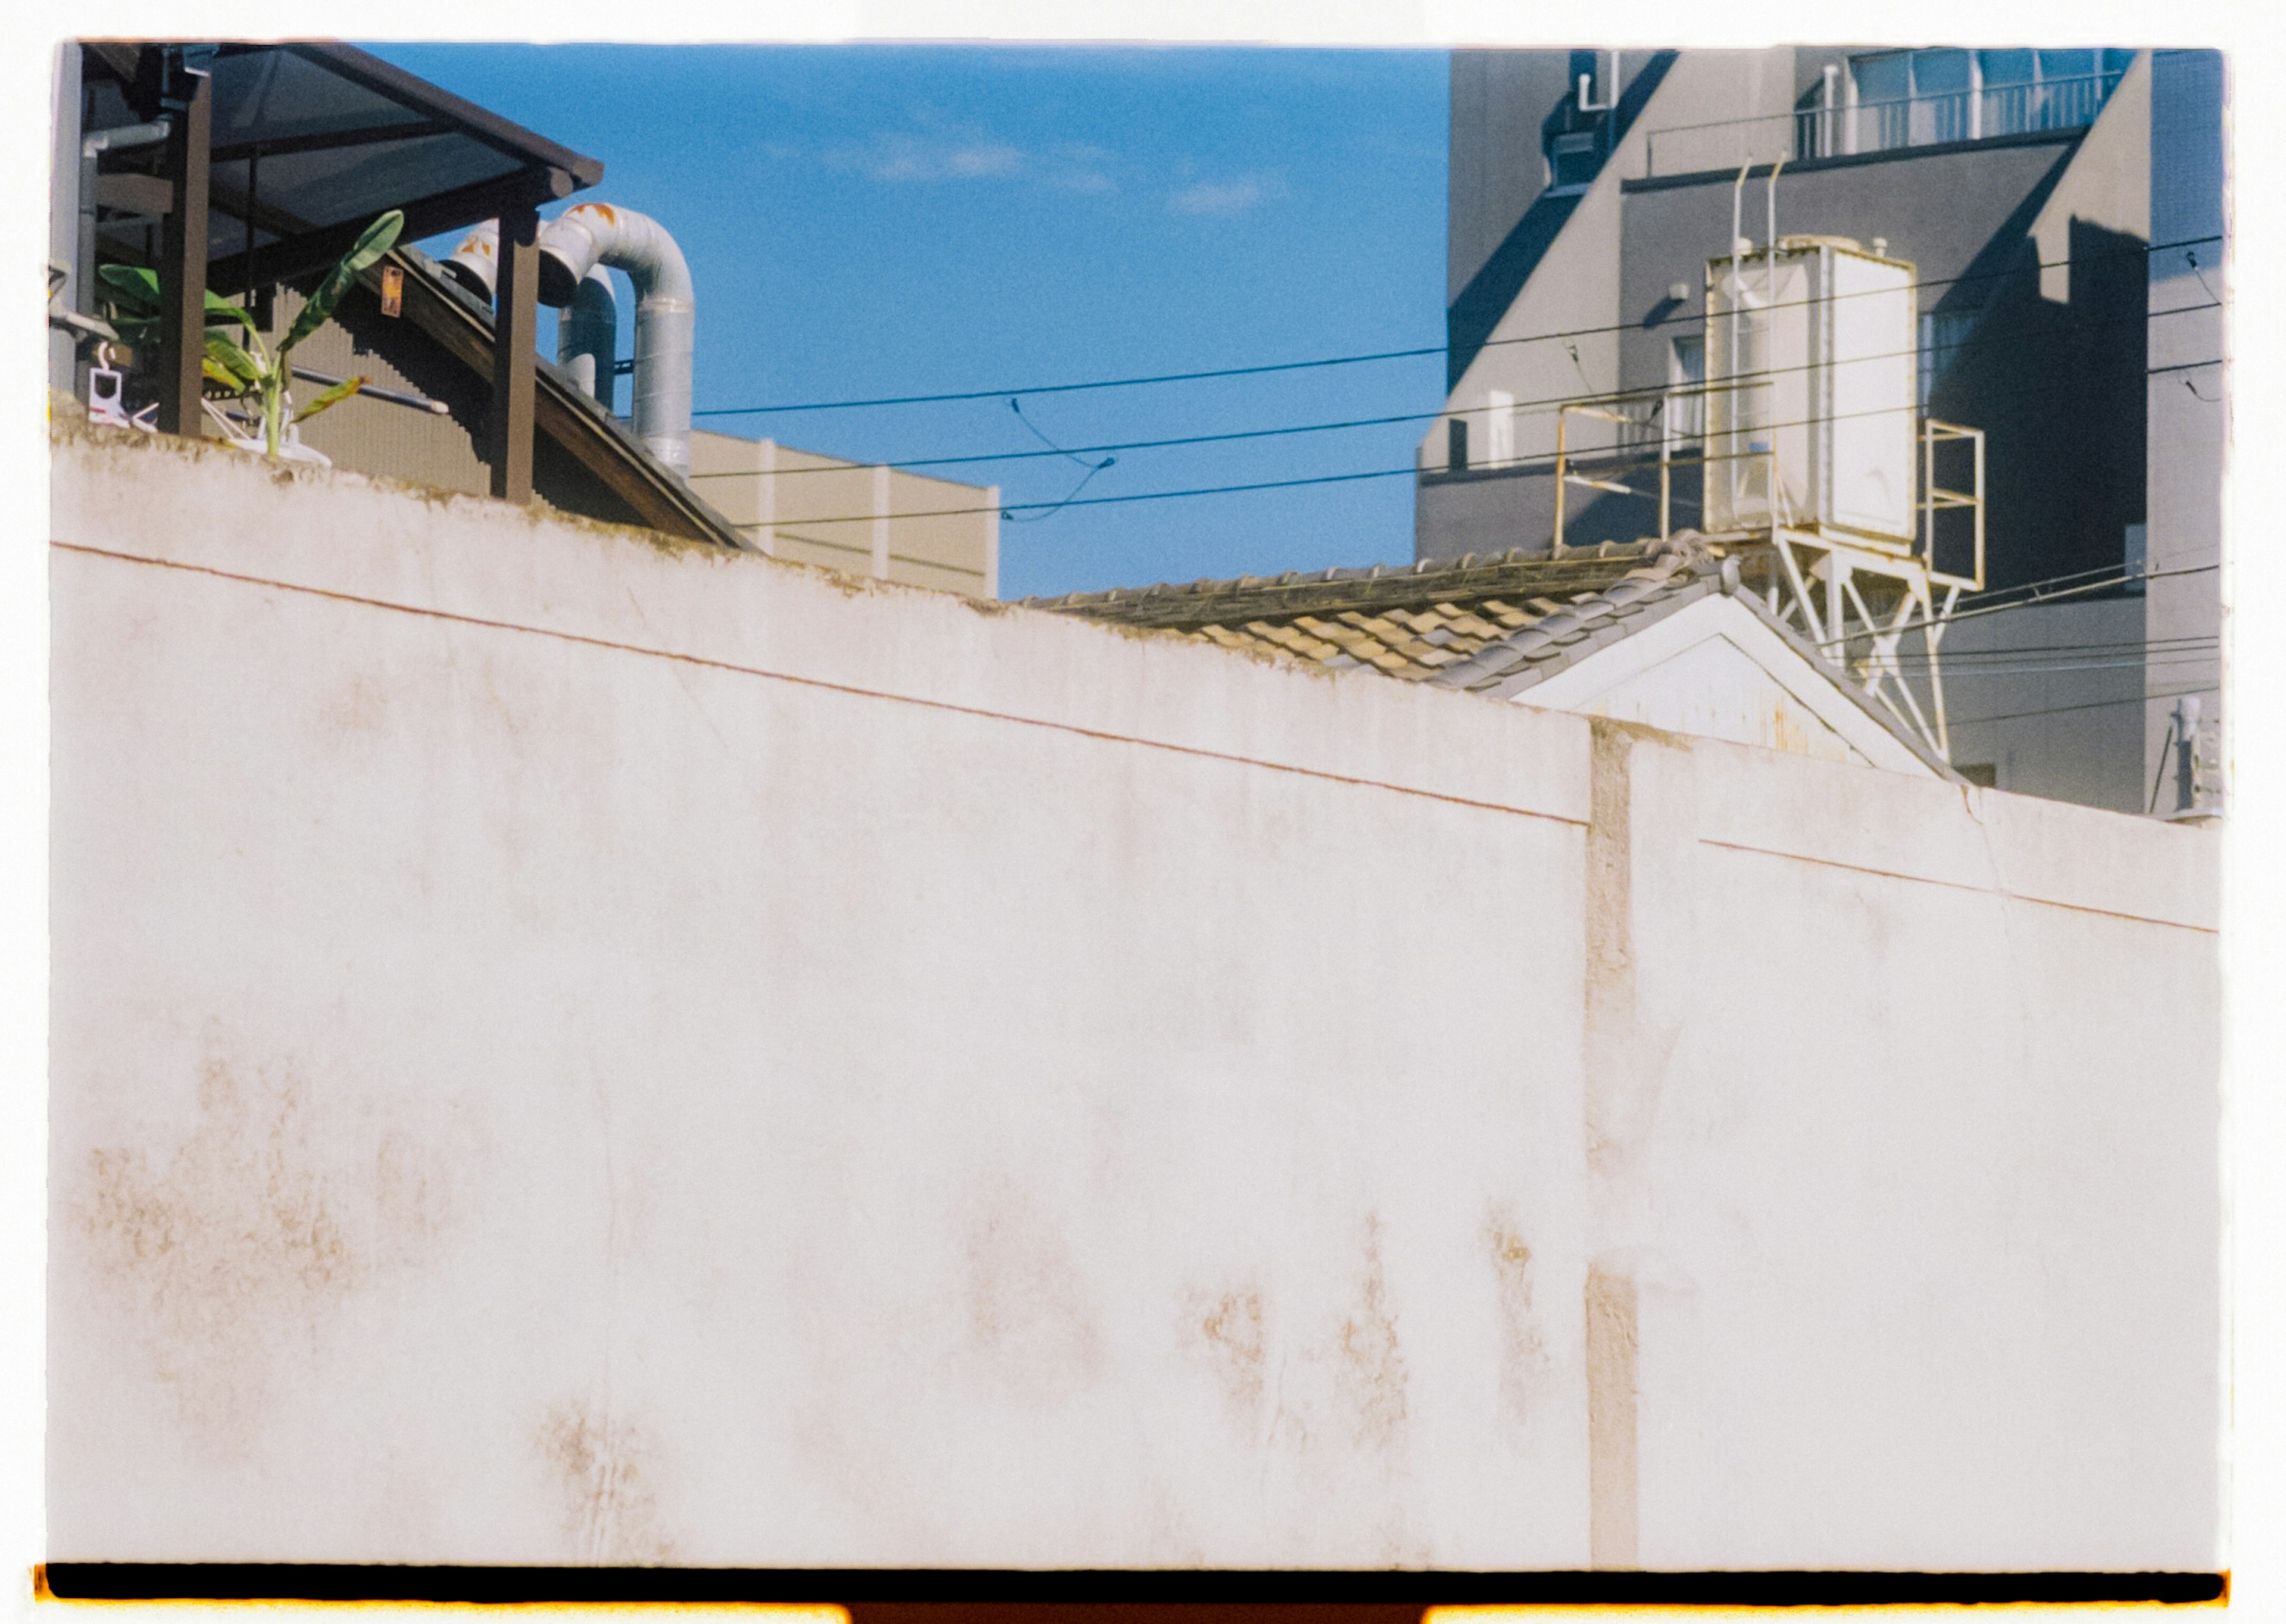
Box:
<box><xmin>535</xmin><ymin>203</ymin><xmax>692</xmax><ymax>475</ymax></box>
<box><xmin>557</xmin><ymin>266</ymin><xmax>617</xmax><ymax>411</ymax></box>
<box><xmin>79</xmin><ymin>117</ymin><xmax>174</xmax><ymax>321</ymax></box>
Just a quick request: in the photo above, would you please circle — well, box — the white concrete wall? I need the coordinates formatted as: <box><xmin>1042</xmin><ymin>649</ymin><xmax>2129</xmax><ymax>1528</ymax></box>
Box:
<box><xmin>47</xmin><ymin>426</ymin><xmax>2222</xmax><ymax>1572</ymax></box>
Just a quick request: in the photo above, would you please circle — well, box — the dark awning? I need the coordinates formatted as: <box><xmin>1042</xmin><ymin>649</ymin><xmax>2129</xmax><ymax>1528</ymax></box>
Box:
<box><xmin>80</xmin><ymin>41</ymin><xmax>602</xmax><ymax>288</ymax></box>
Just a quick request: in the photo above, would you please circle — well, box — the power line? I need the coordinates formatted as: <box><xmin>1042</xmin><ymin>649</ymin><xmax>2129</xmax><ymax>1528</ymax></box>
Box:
<box><xmin>1806</xmin><ymin>561</ymin><xmax>2222</xmax><ymax>653</ymax></box>
<box><xmin>693</xmin><ymin>233</ymin><xmax>2223</xmax><ymax>419</ymax></box>
<box><xmin>686</xmin><ymin>299</ymin><xmax>2217</xmax><ymax>483</ymax></box>
<box><xmin>688</xmin><ymin>407</ymin><xmax>1443</xmax><ymax>480</ymax></box>
<box><xmin>747</xmin><ymin>362</ymin><xmax>2226</xmax><ymax>528</ymax></box>
<box><xmin>1885</xmin><ymin>638</ymin><xmax>2220</xmax><ymax>667</ymax></box>
<box><xmin>1950</xmin><ymin>684</ymin><xmax>2219</xmax><ymax>729</ymax></box>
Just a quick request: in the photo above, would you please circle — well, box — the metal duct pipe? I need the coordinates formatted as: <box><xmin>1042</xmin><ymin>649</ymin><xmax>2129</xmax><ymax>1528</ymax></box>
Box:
<box><xmin>535</xmin><ymin>203</ymin><xmax>693</xmax><ymax>475</ymax></box>
<box><xmin>557</xmin><ymin>265</ymin><xmax>617</xmax><ymax>410</ymax></box>
<box><xmin>79</xmin><ymin>117</ymin><xmax>173</xmax><ymax>321</ymax></box>
<box><xmin>441</xmin><ymin>218</ymin><xmax>498</xmax><ymax>301</ymax></box>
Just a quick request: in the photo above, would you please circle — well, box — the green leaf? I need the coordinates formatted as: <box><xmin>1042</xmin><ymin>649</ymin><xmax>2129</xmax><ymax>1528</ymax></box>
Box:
<box><xmin>100</xmin><ymin>264</ymin><xmax>263</xmax><ymax>350</ymax></box>
<box><xmin>280</xmin><ymin>210</ymin><xmax>404</xmax><ymax>356</ymax></box>
<box><xmin>96</xmin><ymin>263</ymin><xmax>161</xmax><ymax>313</ymax></box>
<box><xmin>292</xmin><ymin>374</ymin><xmax>365</xmax><ymax>423</ymax></box>
<box><xmin>203</xmin><ymin>291</ymin><xmax>260</xmax><ymax>334</ymax></box>
<box><xmin>204</xmin><ymin>332</ymin><xmax>263</xmax><ymax>390</ymax></box>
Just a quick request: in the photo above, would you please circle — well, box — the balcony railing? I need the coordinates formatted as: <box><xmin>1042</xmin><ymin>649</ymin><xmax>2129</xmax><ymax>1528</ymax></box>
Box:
<box><xmin>1642</xmin><ymin>70</ymin><xmax>2126</xmax><ymax>179</ymax></box>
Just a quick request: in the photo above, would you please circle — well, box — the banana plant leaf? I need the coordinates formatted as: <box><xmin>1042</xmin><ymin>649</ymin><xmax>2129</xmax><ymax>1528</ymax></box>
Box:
<box><xmin>204</xmin><ymin>332</ymin><xmax>263</xmax><ymax>391</ymax></box>
<box><xmin>95</xmin><ymin>264</ymin><xmax>259</xmax><ymax>334</ymax></box>
<box><xmin>291</xmin><ymin>375</ymin><xmax>367</xmax><ymax>424</ymax></box>
<box><xmin>280</xmin><ymin>210</ymin><xmax>404</xmax><ymax>356</ymax></box>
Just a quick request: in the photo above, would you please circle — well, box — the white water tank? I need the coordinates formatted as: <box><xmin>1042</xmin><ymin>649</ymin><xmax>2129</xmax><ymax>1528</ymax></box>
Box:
<box><xmin>1703</xmin><ymin>236</ymin><xmax>1918</xmax><ymax>544</ymax></box>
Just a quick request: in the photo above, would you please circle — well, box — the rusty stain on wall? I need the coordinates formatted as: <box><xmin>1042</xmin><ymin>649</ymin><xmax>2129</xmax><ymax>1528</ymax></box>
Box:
<box><xmin>1183</xmin><ymin>1283</ymin><xmax>1267</xmax><ymax>1431</ymax></box>
<box><xmin>318</xmin><ymin>670</ymin><xmax>392</xmax><ymax>736</ymax></box>
<box><xmin>537</xmin><ymin>1397</ymin><xmax>675</xmax><ymax>1565</ymax></box>
<box><xmin>71</xmin><ymin>1033</ymin><xmax>458</xmax><ymax>1448</ymax></box>
<box><xmin>1584</xmin><ymin>1261</ymin><xmax>1641</xmax><ymax>1569</ymax></box>
<box><xmin>1584</xmin><ymin>720</ymin><xmax>1643</xmax><ymax>1566</ymax></box>
<box><xmin>1584</xmin><ymin>718</ymin><xmax>1637</xmax><ymax>1179</ymax></box>
<box><xmin>1333</xmin><ymin>1211</ymin><xmax>1409</xmax><ymax>1454</ymax></box>
<box><xmin>963</xmin><ymin>1182</ymin><xmax>1103</xmax><ymax>1394</ymax></box>
<box><xmin>1484</xmin><ymin>1204</ymin><xmax>1550</xmax><ymax>1427</ymax></box>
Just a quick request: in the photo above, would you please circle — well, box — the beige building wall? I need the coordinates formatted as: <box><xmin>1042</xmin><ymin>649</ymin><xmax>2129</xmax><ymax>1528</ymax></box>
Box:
<box><xmin>47</xmin><ymin>424</ymin><xmax>2220</xmax><ymax>1572</ymax></box>
<box><xmin>687</xmin><ymin>429</ymin><xmax>999</xmax><ymax>599</ymax></box>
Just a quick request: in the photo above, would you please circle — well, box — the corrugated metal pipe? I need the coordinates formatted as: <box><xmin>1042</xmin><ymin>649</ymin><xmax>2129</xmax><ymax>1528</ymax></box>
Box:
<box><xmin>557</xmin><ymin>266</ymin><xmax>617</xmax><ymax>411</ymax></box>
<box><xmin>535</xmin><ymin>203</ymin><xmax>692</xmax><ymax>476</ymax></box>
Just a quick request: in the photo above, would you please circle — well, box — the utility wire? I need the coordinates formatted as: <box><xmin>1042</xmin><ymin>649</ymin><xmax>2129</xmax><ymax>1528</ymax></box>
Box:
<box><xmin>686</xmin><ymin>299</ymin><xmax>2216</xmax><ymax>483</ymax></box>
<box><xmin>1001</xmin><ymin>397</ymin><xmax>1117</xmax><ymax>523</ymax></box>
<box><xmin>752</xmin><ymin>362</ymin><xmax>2226</xmax><ymax>528</ymax></box>
<box><xmin>1882</xmin><ymin>636</ymin><xmax>2220</xmax><ymax>666</ymax></box>
<box><xmin>1808</xmin><ymin>561</ymin><xmax>2222</xmax><ymax>652</ymax></box>
<box><xmin>694</xmin><ymin>233</ymin><xmax>2223</xmax><ymax>419</ymax></box>
<box><xmin>1950</xmin><ymin>684</ymin><xmax>2218</xmax><ymax>729</ymax></box>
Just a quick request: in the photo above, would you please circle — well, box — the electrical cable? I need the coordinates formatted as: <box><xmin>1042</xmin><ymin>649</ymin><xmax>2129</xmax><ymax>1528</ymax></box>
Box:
<box><xmin>692</xmin><ymin>233</ymin><xmax>2222</xmax><ymax>419</ymax></box>
<box><xmin>749</xmin><ymin>363</ymin><xmax>2226</xmax><ymax>528</ymax></box>
<box><xmin>1001</xmin><ymin>397</ymin><xmax>1116</xmax><ymax>523</ymax></box>
<box><xmin>686</xmin><ymin>299</ymin><xmax>2216</xmax><ymax>483</ymax></box>
<box><xmin>1949</xmin><ymin>684</ymin><xmax>2218</xmax><ymax>729</ymax></box>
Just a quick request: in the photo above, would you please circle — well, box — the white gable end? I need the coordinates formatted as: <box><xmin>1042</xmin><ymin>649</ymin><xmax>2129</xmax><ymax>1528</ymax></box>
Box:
<box><xmin>1510</xmin><ymin>594</ymin><xmax>1938</xmax><ymax>774</ymax></box>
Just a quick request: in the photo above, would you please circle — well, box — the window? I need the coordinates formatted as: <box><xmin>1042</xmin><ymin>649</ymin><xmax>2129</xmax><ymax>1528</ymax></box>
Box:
<box><xmin>1846</xmin><ymin>47</ymin><xmax>2132</xmax><ymax>154</ymax></box>
<box><xmin>1918</xmin><ymin>309</ymin><xmax>1980</xmax><ymax>408</ymax></box>
<box><xmin>1486</xmin><ymin>388</ymin><xmax>1516</xmax><ymax>466</ymax></box>
<box><xmin>1666</xmin><ymin>335</ymin><xmax>1705</xmax><ymax>445</ymax></box>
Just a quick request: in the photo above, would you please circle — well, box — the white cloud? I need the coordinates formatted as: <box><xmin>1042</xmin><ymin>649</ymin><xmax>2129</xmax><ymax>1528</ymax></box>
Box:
<box><xmin>814</xmin><ymin>128</ymin><xmax>1122</xmax><ymax>198</ymax></box>
<box><xmin>1168</xmin><ymin>172</ymin><xmax>1287</xmax><ymax>217</ymax></box>
<box><xmin>830</xmin><ymin>130</ymin><xmax>1026</xmax><ymax>183</ymax></box>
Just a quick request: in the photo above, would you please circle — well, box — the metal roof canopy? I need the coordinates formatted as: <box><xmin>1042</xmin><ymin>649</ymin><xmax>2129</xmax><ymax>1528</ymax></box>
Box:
<box><xmin>81</xmin><ymin>41</ymin><xmax>601</xmax><ymax>288</ymax></box>
<box><xmin>78</xmin><ymin>40</ymin><xmax>601</xmax><ymax>502</ymax></box>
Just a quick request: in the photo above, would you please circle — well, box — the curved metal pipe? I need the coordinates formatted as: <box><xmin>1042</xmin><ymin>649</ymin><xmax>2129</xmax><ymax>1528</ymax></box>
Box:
<box><xmin>535</xmin><ymin>202</ymin><xmax>693</xmax><ymax>475</ymax></box>
<box><xmin>441</xmin><ymin>218</ymin><xmax>498</xmax><ymax>301</ymax></box>
<box><xmin>557</xmin><ymin>265</ymin><xmax>618</xmax><ymax>410</ymax></box>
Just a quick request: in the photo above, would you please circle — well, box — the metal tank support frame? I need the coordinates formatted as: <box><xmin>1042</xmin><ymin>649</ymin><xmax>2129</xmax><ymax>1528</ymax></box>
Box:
<box><xmin>1553</xmin><ymin>385</ymin><xmax>1985</xmax><ymax>760</ymax></box>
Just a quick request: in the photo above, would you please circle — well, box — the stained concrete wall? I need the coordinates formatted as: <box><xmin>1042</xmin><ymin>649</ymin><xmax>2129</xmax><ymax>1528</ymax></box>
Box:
<box><xmin>47</xmin><ymin>425</ymin><xmax>2221</xmax><ymax>1571</ymax></box>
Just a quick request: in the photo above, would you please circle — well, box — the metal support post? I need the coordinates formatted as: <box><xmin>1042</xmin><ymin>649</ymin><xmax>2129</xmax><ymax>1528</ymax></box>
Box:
<box><xmin>155</xmin><ymin>64</ymin><xmax>210</xmax><ymax>438</ymax></box>
<box><xmin>1553</xmin><ymin>409</ymin><xmax>1568</xmax><ymax>555</ymax></box>
<box><xmin>486</xmin><ymin>201</ymin><xmax>540</xmax><ymax>503</ymax></box>
<box><xmin>1658</xmin><ymin>427</ymin><xmax>1671</xmax><ymax>539</ymax></box>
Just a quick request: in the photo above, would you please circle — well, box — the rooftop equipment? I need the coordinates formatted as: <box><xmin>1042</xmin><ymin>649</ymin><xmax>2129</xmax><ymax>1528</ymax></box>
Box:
<box><xmin>558</xmin><ymin>267</ymin><xmax>619</xmax><ymax>413</ymax></box>
<box><xmin>1704</xmin><ymin>235</ymin><xmax>1919</xmax><ymax>541</ymax></box>
<box><xmin>444</xmin><ymin>204</ymin><xmax>680</xmax><ymax>469</ymax></box>
<box><xmin>1545</xmin><ymin>190</ymin><xmax>1986</xmax><ymax>762</ymax></box>
<box><xmin>536</xmin><ymin>203</ymin><xmax>692</xmax><ymax>476</ymax></box>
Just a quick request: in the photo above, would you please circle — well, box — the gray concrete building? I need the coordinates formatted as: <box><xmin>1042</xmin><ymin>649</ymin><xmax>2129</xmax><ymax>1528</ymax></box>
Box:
<box><xmin>1421</xmin><ymin>48</ymin><xmax>2226</xmax><ymax>815</ymax></box>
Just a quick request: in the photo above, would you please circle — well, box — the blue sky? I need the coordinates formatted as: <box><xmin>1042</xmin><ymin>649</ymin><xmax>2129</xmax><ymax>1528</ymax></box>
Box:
<box><xmin>361</xmin><ymin>44</ymin><xmax>1448</xmax><ymax>599</ymax></box>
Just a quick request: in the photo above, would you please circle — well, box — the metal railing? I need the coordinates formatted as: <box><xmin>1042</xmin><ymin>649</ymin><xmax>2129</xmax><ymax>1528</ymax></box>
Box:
<box><xmin>1920</xmin><ymin>417</ymin><xmax>1985</xmax><ymax>592</ymax></box>
<box><xmin>1642</xmin><ymin>70</ymin><xmax>2125</xmax><ymax>178</ymax></box>
<box><xmin>1547</xmin><ymin>380</ymin><xmax>1985</xmax><ymax>594</ymax></box>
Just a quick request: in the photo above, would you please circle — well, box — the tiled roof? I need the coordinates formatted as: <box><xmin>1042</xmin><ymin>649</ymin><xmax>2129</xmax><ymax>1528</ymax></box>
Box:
<box><xmin>1027</xmin><ymin>537</ymin><xmax>1718</xmax><ymax>686</ymax></box>
<box><xmin>1034</xmin><ymin>535</ymin><xmax>1963</xmax><ymax>780</ymax></box>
